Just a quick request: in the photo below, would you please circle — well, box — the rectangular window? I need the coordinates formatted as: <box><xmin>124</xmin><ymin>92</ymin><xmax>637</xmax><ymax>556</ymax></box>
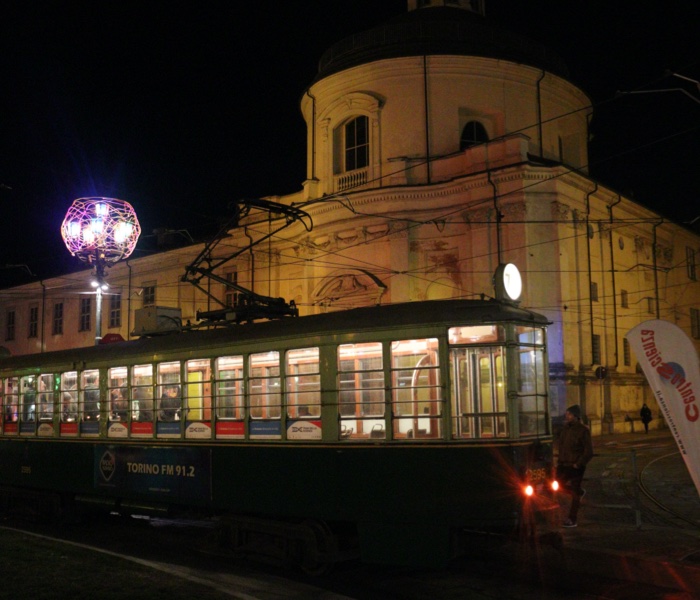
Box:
<box><xmin>5</xmin><ymin>309</ymin><xmax>15</xmax><ymax>341</ymax></box>
<box><xmin>344</xmin><ymin>116</ymin><xmax>369</xmax><ymax>172</ymax></box>
<box><xmin>132</xmin><ymin>364</ymin><xmax>154</xmax><ymax>424</ymax></box>
<box><xmin>691</xmin><ymin>308</ymin><xmax>700</xmax><ymax>340</ymax></box>
<box><xmin>620</xmin><ymin>289</ymin><xmax>628</xmax><ymax>308</ymax></box>
<box><xmin>338</xmin><ymin>342</ymin><xmax>384</xmax><ymax>439</ymax></box>
<box><xmin>688</xmin><ymin>247</ymin><xmax>697</xmax><ymax>281</ymax></box>
<box><xmin>185</xmin><ymin>358</ymin><xmax>211</xmax><ymax>426</ymax></box>
<box><xmin>647</xmin><ymin>297</ymin><xmax>655</xmax><ymax>315</ymax></box>
<box><xmin>60</xmin><ymin>372</ymin><xmax>77</xmax><ymax>423</ymax></box>
<box><xmin>249</xmin><ymin>352</ymin><xmax>281</xmax><ymax>420</ymax></box>
<box><xmin>142</xmin><ymin>284</ymin><xmax>156</xmax><ymax>307</ymax></box>
<box><xmin>157</xmin><ymin>361</ymin><xmax>181</xmax><ymax>429</ymax></box>
<box><xmin>225</xmin><ymin>270</ymin><xmax>239</xmax><ymax>308</ymax></box>
<box><xmin>36</xmin><ymin>374</ymin><xmax>54</xmax><ymax>422</ymax></box>
<box><xmin>391</xmin><ymin>338</ymin><xmax>441</xmax><ymax>440</ymax></box>
<box><xmin>590</xmin><ymin>281</ymin><xmax>598</xmax><ymax>302</ymax></box>
<box><xmin>286</xmin><ymin>347</ymin><xmax>321</xmax><ymax>419</ymax></box>
<box><xmin>20</xmin><ymin>375</ymin><xmax>37</xmax><ymax>424</ymax></box>
<box><xmin>448</xmin><ymin>325</ymin><xmax>504</xmax><ymax>344</ymax></box>
<box><xmin>4</xmin><ymin>377</ymin><xmax>18</xmax><ymax>424</ymax></box>
<box><xmin>592</xmin><ymin>334</ymin><xmax>601</xmax><ymax>365</ymax></box>
<box><xmin>79</xmin><ymin>297</ymin><xmax>91</xmax><ymax>331</ymax></box>
<box><xmin>249</xmin><ymin>351</ymin><xmax>281</xmax><ymax>439</ymax></box>
<box><xmin>109</xmin><ymin>293</ymin><xmax>122</xmax><ymax>328</ymax></box>
<box><xmin>517</xmin><ymin>347</ymin><xmax>549</xmax><ymax>437</ymax></box>
<box><xmin>53</xmin><ymin>302</ymin><xmax>64</xmax><ymax>335</ymax></box>
<box><xmin>623</xmin><ymin>338</ymin><xmax>631</xmax><ymax>366</ymax></box>
<box><xmin>108</xmin><ymin>367</ymin><xmax>128</xmax><ymax>423</ymax></box>
<box><xmin>215</xmin><ymin>356</ymin><xmax>245</xmax><ymax>420</ymax></box>
<box><xmin>28</xmin><ymin>306</ymin><xmax>39</xmax><ymax>338</ymax></box>
<box><xmin>81</xmin><ymin>370</ymin><xmax>100</xmax><ymax>421</ymax></box>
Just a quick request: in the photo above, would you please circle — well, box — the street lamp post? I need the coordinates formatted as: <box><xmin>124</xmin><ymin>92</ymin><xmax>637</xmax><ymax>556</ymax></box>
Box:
<box><xmin>61</xmin><ymin>197</ymin><xmax>141</xmax><ymax>345</ymax></box>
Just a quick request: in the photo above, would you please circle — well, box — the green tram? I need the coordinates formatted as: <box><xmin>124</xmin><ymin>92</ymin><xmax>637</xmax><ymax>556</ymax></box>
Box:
<box><xmin>0</xmin><ymin>299</ymin><xmax>557</xmax><ymax>570</ymax></box>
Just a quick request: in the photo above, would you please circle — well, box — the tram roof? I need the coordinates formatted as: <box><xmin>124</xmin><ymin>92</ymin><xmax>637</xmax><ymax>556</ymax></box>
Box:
<box><xmin>0</xmin><ymin>299</ymin><xmax>549</xmax><ymax>372</ymax></box>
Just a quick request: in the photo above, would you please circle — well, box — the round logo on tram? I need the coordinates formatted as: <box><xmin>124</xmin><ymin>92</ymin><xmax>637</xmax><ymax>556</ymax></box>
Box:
<box><xmin>99</xmin><ymin>450</ymin><xmax>116</xmax><ymax>482</ymax></box>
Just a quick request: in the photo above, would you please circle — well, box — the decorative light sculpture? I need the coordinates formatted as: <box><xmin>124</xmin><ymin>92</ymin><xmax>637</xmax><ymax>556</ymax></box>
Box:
<box><xmin>61</xmin><ymin>197</ymin><xmax>141</xmax><ymax>344</ymax></box>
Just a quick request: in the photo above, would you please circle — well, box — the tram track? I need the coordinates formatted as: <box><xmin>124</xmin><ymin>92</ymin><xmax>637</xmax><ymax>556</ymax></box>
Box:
<box><xmin>637</xmin><ymin>451</ymin><xmax>700</xmax><ymax>530</ymax></box>
<box><xmin>0</xmin><ymin>514</ymin><xmax>359</xmax><ymax>600</ymax></box>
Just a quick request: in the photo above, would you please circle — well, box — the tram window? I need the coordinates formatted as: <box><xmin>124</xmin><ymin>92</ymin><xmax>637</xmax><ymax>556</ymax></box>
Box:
<box><xmin>286</xmin><ymin>347</ymin><xmax>320</xmax><ymax>419</ymax></box>
<box><xmin>518</xmin><ymin>347</ymin><xmax>546</xmax><ymax>395</ymax></box>
<box><xmin>516</xmin><ymin>326</ymin><xmax>544</xmax><ymax>345</ymax></box>
<box><xmin>249</xmin><ymin>351</ymin><xmax>281</xmax><ymax>420</ymax></box>
<box><xmin>215</xmin><ymin>356</ymin><xmax>244</xmax><ymax>420</ymax></box>
<box><xmin>81</xmin><ymin>369</ymin><xmax>100</xmax><ymax>421</ymax></box>
<box><xmin>449</xmin><ymin>325</ymin><xmax>504</xmax><ymax>344</ymax></box>
<box><xmin>3</xmin><ymin>377</ymin><xmax>18</xmax><ymax>423</ymax></box>
<box><xmin>3</xmin><ymin>378</ymin><xmax>18</xmax><ymax>428</ymax></box>
<box><xmin>108</xmin><ymin>367</ymin><xmax>128</xmax><ymax>422</ymax></box>
<box><xmin>60</xmin><ymin>372</ymin><xmax>78</xmax><ymax>423</ymax></box>
<box><xmin>132</xmin><ymin>364</ymin><xmax>154</xmax><ymax>422</ymax></box>
<box><xmin>157</xmin><ymin>361</ymin><xmax>182</xmax><ymax>422</ymax></box>
<box><xmin>450</xmin><ymin>347</ymin><xmax>508</xmax><ymax>439</ymax></box>
<box><xmin>518</xmin><ymin>346</ymin><xmax>549</xmax><ymax>437</ymax></box>
<box><xmin>20</xmin><ymin>375</ymin><xmax>37</xmax><ymax>422</ymax></box>
<box><xmin>186</xmin><ymin>359</ymin><xmax>211</xmax><ymax>422</ymax></box>
<box><xmin>518</xmin><ymin>396</ymin><xmax>548</xmax><ymax>436</ymax></box>
<box><xmin>37</xmin><ymin>374</ymin><xmax>54</xmax><ymax>421</ymax></box>
<box><xmin>338</xmin><ymin>342</ymin><xmax>384</xmax><ymax>439</ymax></box>
<box><xmin>390</xmin><ymin>338</ymin><xmax>442</xmax><ymax>439</ymax></box>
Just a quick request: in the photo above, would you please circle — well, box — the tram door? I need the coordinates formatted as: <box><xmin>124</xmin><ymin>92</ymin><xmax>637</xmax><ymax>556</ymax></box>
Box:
<box><xmin>451</xmin><ymin>347</ymin><xmax>507</xmax><ymax>439</ymax></box>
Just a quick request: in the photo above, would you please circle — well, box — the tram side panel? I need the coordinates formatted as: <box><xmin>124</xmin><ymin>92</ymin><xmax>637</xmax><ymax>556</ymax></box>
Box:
<box><xmin>0</xmin><ymin>436</ymin><xmax>551</xmax><ymax>566</ymax></box>
<box><xmin>0</xmin><ymin>439</ymin><xmax>95</xmax><ymax>513</ymax></box>
<box><xmin>208</xmin><ymin>442</ymin><xmax>549</xmax><ymax>566</ymax></box>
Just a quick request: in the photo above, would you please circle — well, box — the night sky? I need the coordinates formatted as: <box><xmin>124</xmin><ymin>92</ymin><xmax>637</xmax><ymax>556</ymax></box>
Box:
<box><xmin>1</xmin><ymin>1</ymin><xmax>698</xmax><ymax>288</ymax></box>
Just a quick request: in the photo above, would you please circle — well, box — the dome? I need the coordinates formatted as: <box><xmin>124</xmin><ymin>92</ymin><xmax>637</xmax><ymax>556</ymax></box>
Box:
<box><xmin>315</xmin><ymin>7</ymin><xmax>569</xmax><ymax>83</ymax></box>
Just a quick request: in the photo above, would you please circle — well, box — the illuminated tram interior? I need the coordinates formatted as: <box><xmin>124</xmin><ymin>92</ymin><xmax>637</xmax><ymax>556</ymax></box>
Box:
<box><xmin>0</xmin><ymin>324</ymin><xmax>549</xmax><ymax>443</ymax></box>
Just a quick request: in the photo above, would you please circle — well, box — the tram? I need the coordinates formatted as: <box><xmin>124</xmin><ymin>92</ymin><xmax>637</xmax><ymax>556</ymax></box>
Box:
<box><xmin>0</xmin><ymin>299</ymin><xmax>557</xmax><ymax>569</ymax></box>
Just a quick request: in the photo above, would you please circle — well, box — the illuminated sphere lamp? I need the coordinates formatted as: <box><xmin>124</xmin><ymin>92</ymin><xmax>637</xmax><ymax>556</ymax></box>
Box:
<box><xmin>61</xmin><ymin>197</ymin><xmax>141</xmax><ymax>346</ymax></box>
<box><xmin>61</xmin><ymin>197</ymin><xmax>141</xmax><ymax>264</ymax></box>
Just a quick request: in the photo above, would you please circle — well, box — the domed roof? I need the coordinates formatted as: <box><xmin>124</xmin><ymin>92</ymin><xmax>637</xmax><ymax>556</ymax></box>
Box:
<box><xmin>315</xmin><ymin>7</ymin><xmax>569</xmax><ymax>82</ymax></box>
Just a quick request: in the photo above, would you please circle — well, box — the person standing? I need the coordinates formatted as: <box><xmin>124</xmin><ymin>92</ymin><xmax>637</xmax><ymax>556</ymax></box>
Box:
<box><xmin>556</xmin><ymin>404</ymin><xmax>593</xmax><ymax>528</ymax></box>
<box><xmin>159</xmin><ymin>385</ymin><xmax>181</xmax><ymax>421</ymax></box>
<box><xmin>640</xmin><ymin>403</ymin><xmax>652</xmax><ymax>434</ymax></box>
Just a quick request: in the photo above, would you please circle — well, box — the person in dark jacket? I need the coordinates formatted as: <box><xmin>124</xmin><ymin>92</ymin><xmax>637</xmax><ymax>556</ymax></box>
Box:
<box><xmin>159</xmin><ymin>385</ymin><xmax>181</xmax><ymax>422</ymax></box>
<box><xmin>640</xmin><ymin>403</ymin><xmax>652</xmax><ymax>434</ymax></box>
<box><xmin>556</xmin><ymin>404</ymin><xmax>593</xmax><ymax>528</ymax></box>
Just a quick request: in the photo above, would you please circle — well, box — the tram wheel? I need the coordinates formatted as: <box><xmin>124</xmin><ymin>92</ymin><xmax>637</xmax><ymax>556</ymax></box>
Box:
<box><xmin>299</xmin><ymin>519</ymin><xmax>336</xmax><ymax>576</ymax></box>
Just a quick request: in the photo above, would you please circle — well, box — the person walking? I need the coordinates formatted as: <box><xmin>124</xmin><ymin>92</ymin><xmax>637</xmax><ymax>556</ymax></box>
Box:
<box><xmin>640</xmin><ymin>402</ymin><xmax>652</xmax><ymax>434</ymax></box>
<box><xmin>556</xmin><ymin>404</ymin><xmax>593</xmax><ymax>528</ymax></box>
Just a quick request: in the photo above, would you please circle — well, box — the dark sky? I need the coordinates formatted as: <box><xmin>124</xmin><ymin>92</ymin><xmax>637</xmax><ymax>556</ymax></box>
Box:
<box><xmin>1</xmin><ymin>1</ymin><xmax>698</xmax><ymax>288</ymax></box>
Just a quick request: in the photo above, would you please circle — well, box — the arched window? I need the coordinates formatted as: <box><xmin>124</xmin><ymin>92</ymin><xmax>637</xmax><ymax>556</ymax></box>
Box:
<box><xmin>334</xmin><ymin>116</ymin><xmax>369</xmax><ymax>174</ymax></box>
<box><xmin>459</xmin><ymin>121</ymin><xmax>488</xmax><ymax>150</ymax></box>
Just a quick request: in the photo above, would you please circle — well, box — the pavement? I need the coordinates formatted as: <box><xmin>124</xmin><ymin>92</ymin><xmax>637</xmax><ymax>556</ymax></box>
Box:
<box><xmin>544</xmin><ymin>428</ymin><xmax>700</xmax><ymax>595</ymax></box>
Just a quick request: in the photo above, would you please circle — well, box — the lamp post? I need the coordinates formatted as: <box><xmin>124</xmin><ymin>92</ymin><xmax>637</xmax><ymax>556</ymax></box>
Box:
<box><xmin>61</xmin><ymin>197</ymin><xmax>141</xmax><ymax>345</ymax></box>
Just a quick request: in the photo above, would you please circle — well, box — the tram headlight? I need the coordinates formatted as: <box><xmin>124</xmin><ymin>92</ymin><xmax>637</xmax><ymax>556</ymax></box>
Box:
<box><xmin>524</xmin><ymin>484</ymin><xmax>534</xmax><ymax>497</ymax></box>
<box><xmin>551</xmin><ymin>480</ymin><xmax>560</xmax><ymax>492</ymax></box>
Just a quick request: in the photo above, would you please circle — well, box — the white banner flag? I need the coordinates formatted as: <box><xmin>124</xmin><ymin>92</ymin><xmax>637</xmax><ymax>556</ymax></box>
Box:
<box><xmin>626</xmin><ymin>320</ymin><xmax>700</xmax><ymax>497</ymax></box>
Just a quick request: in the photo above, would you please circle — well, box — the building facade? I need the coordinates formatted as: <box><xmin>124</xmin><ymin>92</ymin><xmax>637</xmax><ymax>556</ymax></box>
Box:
<box><xmin>2</xmin><ymin>0</ymin><xmax>699</xmax><ymax>434</ymax></box>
